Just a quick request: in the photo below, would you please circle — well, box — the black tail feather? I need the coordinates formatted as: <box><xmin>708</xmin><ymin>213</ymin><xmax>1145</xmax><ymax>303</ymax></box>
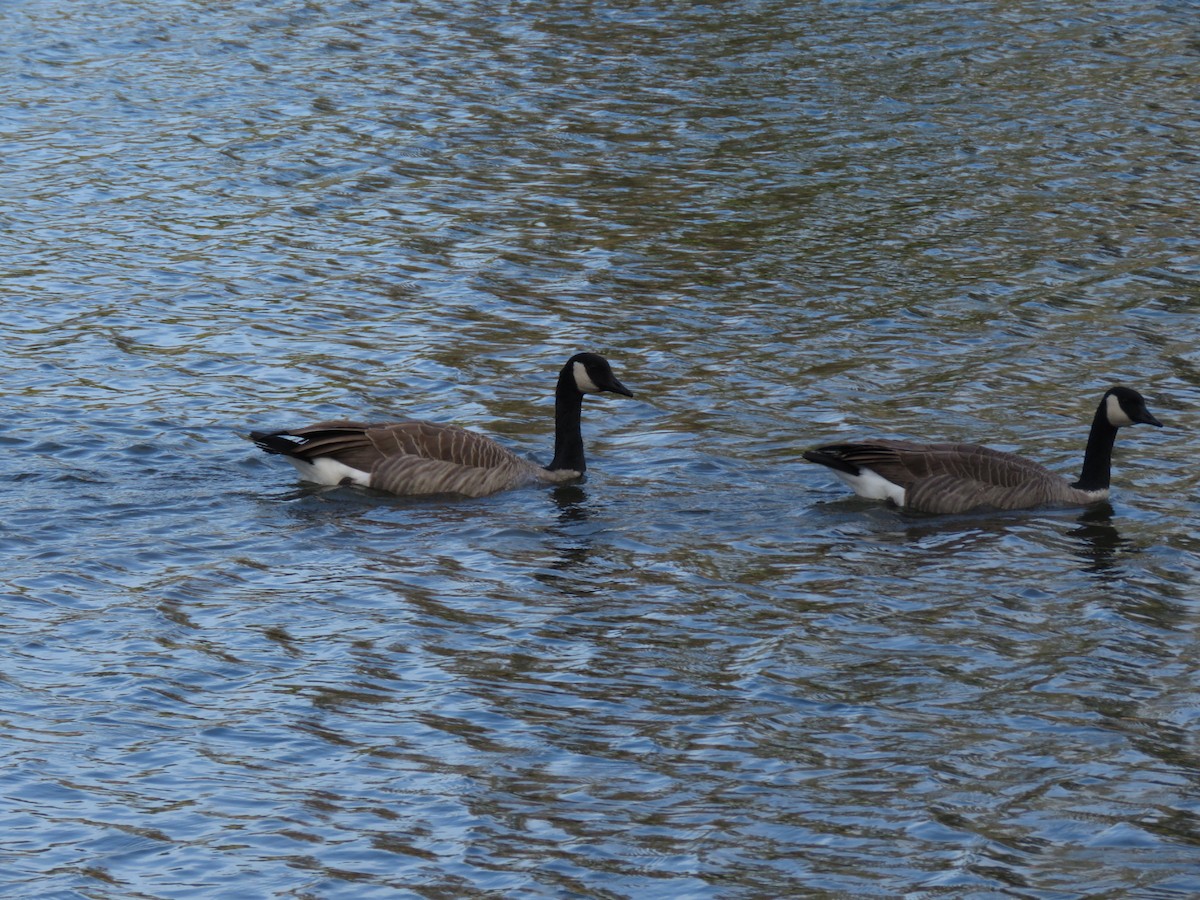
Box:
<box><xmin>250</xmin><ymin>431</ymin><xmax>302</xmax><ymax>456</ymax></box>
<box><xmin>802</xmin><ymin>448</ymin><xmax>861</xmax><ymax>477</ymax></box>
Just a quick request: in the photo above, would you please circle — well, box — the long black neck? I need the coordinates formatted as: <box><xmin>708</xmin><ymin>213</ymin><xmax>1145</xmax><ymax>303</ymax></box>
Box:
<box><xmin>1073</xmin><ymin>400</ymin><xmax>1118</xmax><ymax>492</ymax></box>
<box><xmin>546</xmin><ymin>370</ymin><xmax>586</xmax><ymax>473</ymax></box>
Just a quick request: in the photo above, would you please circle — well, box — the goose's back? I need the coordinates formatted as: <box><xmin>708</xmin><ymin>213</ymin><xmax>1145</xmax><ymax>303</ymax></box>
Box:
<box><xmin>370</xmin><ymin>420</ymin><xmax>528</xmax><ymax>471</ymax></box>
<box><xmin>280</xmin><ymin>419</ymin><xmax>549</xmax><ymax>497</ymax></box>
<box><xmin>823</xmin><ymin>440</ymin><xmax>1096</xmax><ymax>513</ymax></box>
<box><xmin>371</xmin><ymin>452</ymin><xmax>542</xmax><ymax>497</ymax></box>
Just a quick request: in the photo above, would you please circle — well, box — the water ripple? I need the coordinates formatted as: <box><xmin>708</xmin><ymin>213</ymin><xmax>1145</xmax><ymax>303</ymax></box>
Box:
<box><xmin>3</xmin><ymin>0</ymin><xmax>1200</xmax><ymax>896</ymax></box>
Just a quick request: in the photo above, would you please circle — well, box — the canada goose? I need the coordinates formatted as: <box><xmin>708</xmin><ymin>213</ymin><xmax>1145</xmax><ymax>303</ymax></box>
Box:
<box><xmin>803</xmin><ymin>386</ymin><xmax>1162</xmax><ymax>514</ymax></box>
<box><xmin>250</xmin><ymin>352</ymin><xmax>633</xmax><ymax>498</ymax></box>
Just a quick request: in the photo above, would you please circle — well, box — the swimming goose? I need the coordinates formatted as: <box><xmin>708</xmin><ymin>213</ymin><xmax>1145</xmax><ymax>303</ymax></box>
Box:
<box><xmin>251</xmin><ymin>352</ymin><xmax>633</xmax><ymax>498</ymax></box>
<box><xmin>803</xmin><ymin>386</ymin><xmax>1162</xmax><ymax>514</ymax></box>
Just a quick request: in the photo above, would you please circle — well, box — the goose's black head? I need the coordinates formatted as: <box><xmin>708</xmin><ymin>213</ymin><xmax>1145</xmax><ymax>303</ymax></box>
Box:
<box><xmin>1103</xmin><ymin>386</ymin><xmax>1163</xmax><ymax>428</ymax></box>
<box><xmin>565</xmin><ymin>352</ymin><xmax>633</xmax><ymax>398</ymax></box>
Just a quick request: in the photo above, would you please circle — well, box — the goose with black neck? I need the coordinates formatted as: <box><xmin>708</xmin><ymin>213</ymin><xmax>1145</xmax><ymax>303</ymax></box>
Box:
<box><xmin>803</xmin><ymin>386</ymin><xmax>1163</xmax><ymax>515</ymax></box>
<box><xmin>250</xmin><ymin>352</ymin><xmax>633</xmax><ymax>498</ymax></box>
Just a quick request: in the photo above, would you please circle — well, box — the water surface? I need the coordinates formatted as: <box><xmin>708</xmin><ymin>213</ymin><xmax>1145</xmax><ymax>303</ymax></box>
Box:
<box><xmin>3</xmin><ymin>0</ymin><xmax>1200</xmax><ymax>897</ymax></box>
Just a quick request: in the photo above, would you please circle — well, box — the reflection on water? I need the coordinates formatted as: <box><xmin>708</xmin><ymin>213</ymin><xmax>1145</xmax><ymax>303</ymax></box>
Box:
<box><xmin>1067</xmin><ymin>504</ymin><xmax>1127</xmax><ymax>576</ymax></box>
<box><xmin>894</xmin><ymin>502</ymin><xmax>1134</xmax><ymax>579</ymax></box>
<box><xmin>821</xmin><ymin>499</ymin><xmax>1136</xmax><ymax>579</ymax></box>
<box><xmin>544</xmin><ymin>484</ymin><xmax>599</xmax><ymax>572</ymax></box>
<box><xmin>4</xmin><ymin>0</ymin><xmax>1200</xmax><ymax>897</ymax></box>
<box><xmin>550</xmin><ymin>483</ymin><xmax>592</xmax><ymax>523</ymax></box>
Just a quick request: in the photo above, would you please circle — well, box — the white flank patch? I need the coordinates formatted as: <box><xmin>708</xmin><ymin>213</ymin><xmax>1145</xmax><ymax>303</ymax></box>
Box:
<box><xmin>834</xmin><ymin>467</ymin><xmax>907</xmax><ymax>506</ymax></box>
<box><xmin>573</xmin><ymin>360</ymin><xmax>601</xmax><ymax>393</ymax></box>
<box><xmin>1105</xmin><ymin>393</ymin><xmax>1133</xmax><ymax>427</ymax></box>
<box><xmin>288</xmin><ymin>456</ymin><xmax>371</xmax><ymax>487</ymax></box>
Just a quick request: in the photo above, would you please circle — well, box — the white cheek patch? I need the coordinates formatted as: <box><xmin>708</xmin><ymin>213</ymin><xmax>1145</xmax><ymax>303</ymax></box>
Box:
<box><xmin>573</xmin><ymin>360</ymin><xmax>601</xmax><ymax>393</ymax></box>
<box><xmin>834</xmin><ymin>467</ymin><xmax>907</xmax><ymax>506</ymax></box>
<box><xmin>1105</xmin><ymin>393</ymin><xmax>1134</xmax><ymax>427</ymax></box>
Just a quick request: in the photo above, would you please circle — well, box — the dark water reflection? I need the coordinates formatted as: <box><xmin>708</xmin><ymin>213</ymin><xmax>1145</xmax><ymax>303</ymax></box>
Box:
<box><xmin>4</xmin><ymin>0</ymin><xmax>1200</xmax><ymax>897</ymax></box>
<box><xmin>1066</xmin><ymin>504</ymin><xmax>1127</xmax><ymax>575</ymax></box>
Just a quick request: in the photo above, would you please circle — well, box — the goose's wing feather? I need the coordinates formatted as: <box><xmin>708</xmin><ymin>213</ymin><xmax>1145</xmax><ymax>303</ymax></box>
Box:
<box><xmin>259</xmin><ymin>420</ymin><xmax>544</xmax><ymax>497</ymax></box>
<box><xmin>370</xmin><ymin>452</ymin><xmax>537</xmax><ymax>498</ymax></box>
<box><xmin>817</xmin><ymin>440</ymin><xmax>1051</xmax><ymax>485</ymax></box>
<box><xmin>273</xmin><ymin>420</ymin><xmax>523</xmax><ymax>469</ymax></box>
<box><xmin>816</xmin><ymin>440</ymin><xmax>1075</xmax><ymax>514</ymax></box>
<box><xmin>369</xmin><ymin>420</ymin><xmax>531</xmax><ymax>471</ymax></box>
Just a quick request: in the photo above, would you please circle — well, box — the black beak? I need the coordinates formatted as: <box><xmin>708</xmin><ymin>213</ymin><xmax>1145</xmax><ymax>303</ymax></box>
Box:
<box><xmin>1138</xmin><ymin>410</ymin><xmax>1164</xmax><ymax>427</ymax></box>
<box><xmin>605</xmin><ymin>376</ymin><xmax>633</xmax><ymax>398</ymax></box>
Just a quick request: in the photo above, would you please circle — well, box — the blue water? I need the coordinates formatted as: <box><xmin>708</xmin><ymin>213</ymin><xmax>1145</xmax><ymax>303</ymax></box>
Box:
<box><xmin>4</xmin><ymin>1</ymin><xmax>1200</xmax><ymax>897</ymax></box>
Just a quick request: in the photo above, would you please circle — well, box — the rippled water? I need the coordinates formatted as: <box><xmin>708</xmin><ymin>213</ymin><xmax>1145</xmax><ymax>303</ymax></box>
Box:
<box><xmin>4</xmin><ymin>0</ymin><xmax>1200</xmax><ymax>896</ymax></box>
